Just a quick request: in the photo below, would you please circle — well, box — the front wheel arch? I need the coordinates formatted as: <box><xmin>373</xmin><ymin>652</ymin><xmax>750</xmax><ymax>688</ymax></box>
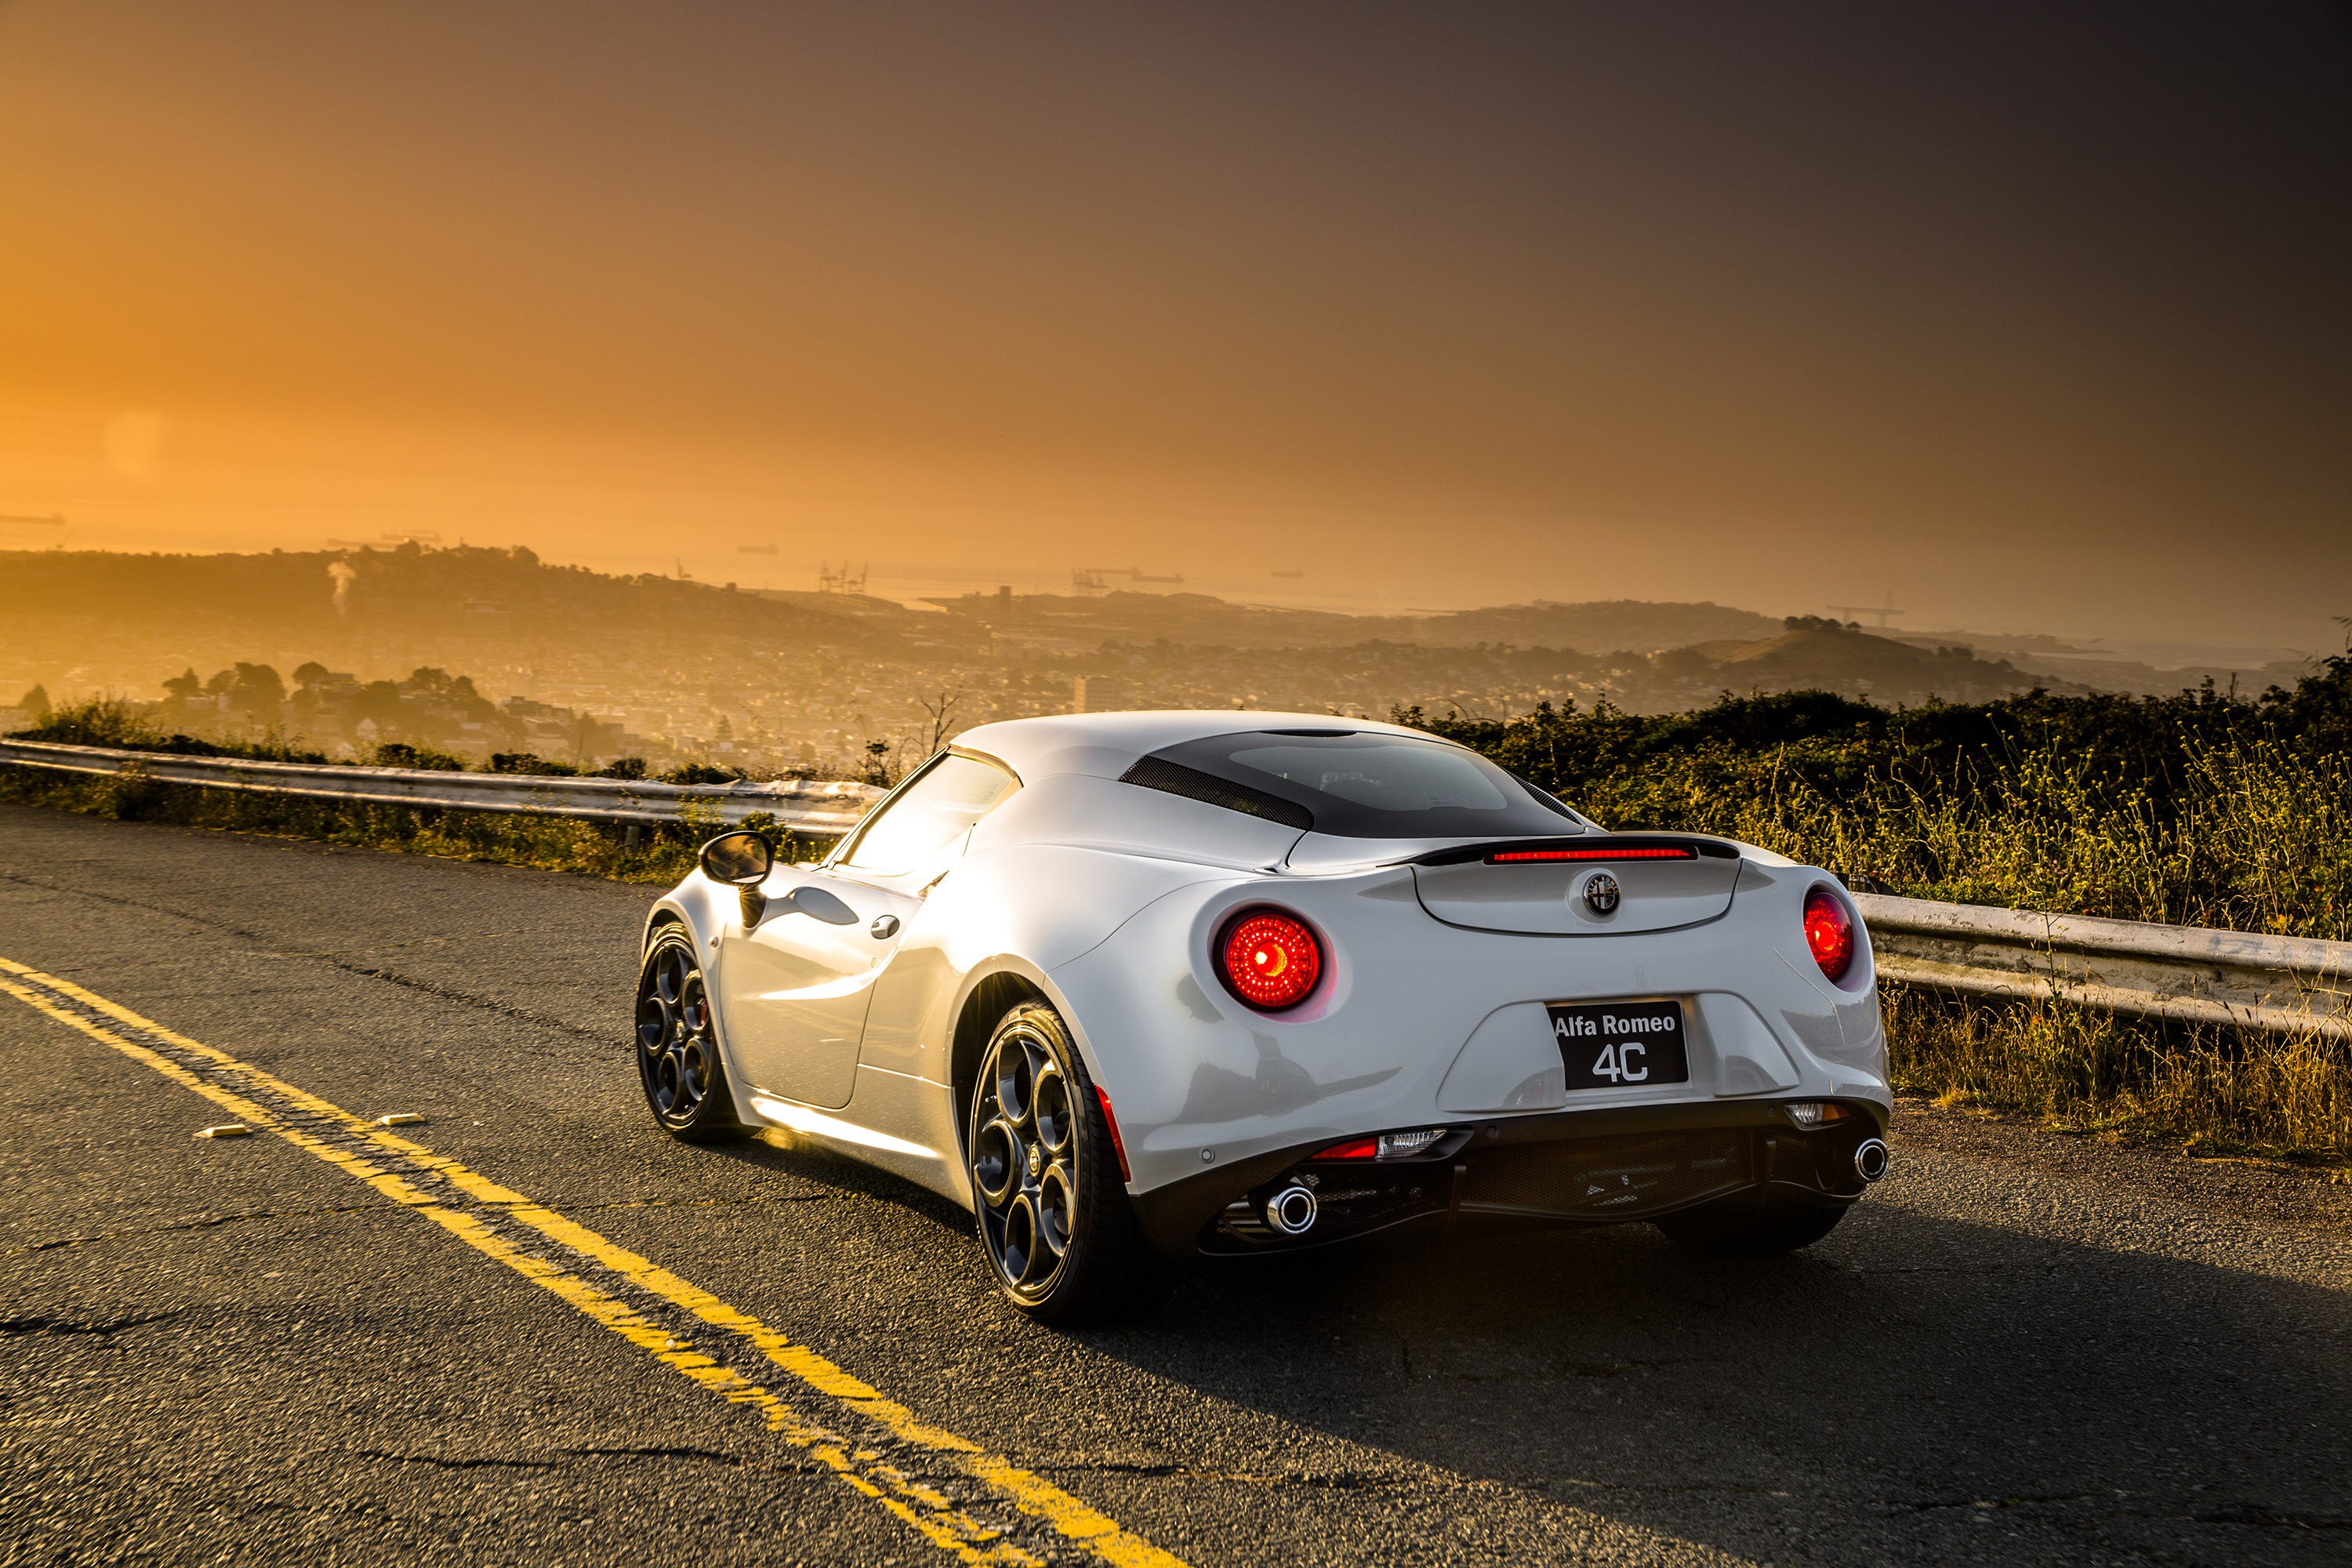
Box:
<box><xmin>634</xmin><ymin>920</ymin><xmax>751</xmax><ymax>1144</ymax></box>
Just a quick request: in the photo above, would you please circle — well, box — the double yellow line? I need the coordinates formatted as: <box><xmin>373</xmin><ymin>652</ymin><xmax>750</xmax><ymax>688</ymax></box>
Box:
<box><xmin>0</xmin><ymin>956</ymin><xmax>1186</xmax><ymax>1568</ymax></box>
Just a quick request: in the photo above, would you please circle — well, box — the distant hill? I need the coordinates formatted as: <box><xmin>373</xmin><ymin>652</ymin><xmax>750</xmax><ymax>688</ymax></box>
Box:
<box><xmin>1880</xmin><ymin>626</ymin><xmax>2305</xmax><ymax>698</ymax></box>
<box><xmin>0</xmin><ymin>544</ymin><xmax>963</xmax><ymax>652</ymax></box>
<box><xmin>1702</xmin><ymin>621</ymin><xmax>2087</xmax><ymax>704</ymax></box>
<box><xmin>923</xmin><ymin>589</ymin><xmax>1370</xmax><ymax>650</ymax></box>
<box><xmin>1</xmin><ymin>549</ymin><xmax>2201</xmax><ymax>735</ymax></box>
<box><xmin>1403</xmin><ymin>599</ymin><xmax>1786</xmax><ymax>652</ymax></box>
<box><xmin>921</xmin><ymin>590</ymin><xmax>1783</xmax><ymax>654</ymax></box>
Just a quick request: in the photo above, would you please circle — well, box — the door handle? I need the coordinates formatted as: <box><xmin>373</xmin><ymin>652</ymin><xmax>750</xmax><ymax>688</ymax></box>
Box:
<box><xmin>869</xmin><ymin>914</ymin><xmax>901</xmax><ymax>940</ymax></box>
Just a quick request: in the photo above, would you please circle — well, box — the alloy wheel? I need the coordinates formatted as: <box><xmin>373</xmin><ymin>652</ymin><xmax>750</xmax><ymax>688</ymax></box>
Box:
<box><xmin>636</xmin><ymin>938</ymin><xmax>717</xmax><ymax>1126</ymax></box>
<box><xmin>969</xmin><ymin>1017</ymin><xmax>1080</xmax><ymax>1302</ymax></box>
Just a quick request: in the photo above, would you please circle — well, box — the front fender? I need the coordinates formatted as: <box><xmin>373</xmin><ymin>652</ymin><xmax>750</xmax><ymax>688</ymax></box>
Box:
<box><xmin>643</xmin><ymin>873</ymin><xmax>735</xmax><ymax>963</ymax></box>
<box><xmin>640</xmin><ymin>873</ymin><xmax>757</xmax><ymax>1096</ymax></box>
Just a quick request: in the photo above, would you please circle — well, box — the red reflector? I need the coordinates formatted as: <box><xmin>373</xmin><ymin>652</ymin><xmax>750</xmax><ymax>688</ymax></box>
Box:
<box><xmin>1095</xmin><ymin>1087</ymin><xmax>1131</xmax><ymax>1182</ymax></box>
<box><xmin>1488</xmin><ymin>846</ymin><xmax>1696</xmax><ymax>862</ymax></box>
<box><xmin>1804</xmin><ymin>887</ymin><xmax>1855</xmax><ymax>982</ymax></box>
<box><xmin>1218</xmin><ymin>910</ymin><xmax>1323</xmax><ymax>1010</ymax></box>
<box><xmin>1312</xmin><ymin>1138</ymin><xmax>1377</xmax><ymax>1160</ymax></box>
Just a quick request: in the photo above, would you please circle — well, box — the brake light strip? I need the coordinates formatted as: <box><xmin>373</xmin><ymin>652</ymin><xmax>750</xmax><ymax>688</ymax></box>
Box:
<box><xmin>1487</xmin><ymin>847</ymin><xmax>1696</xmax><ymax>862</ymax></box>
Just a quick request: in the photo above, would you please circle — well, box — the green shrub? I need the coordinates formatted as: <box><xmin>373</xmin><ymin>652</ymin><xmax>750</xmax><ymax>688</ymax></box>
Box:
<box><xmin>364</xmin><ymin>741</ymin><xmax>466</xmax><ymax>771</ymax></box>
<box><xmin>11</xmin><ymin>696</ymin><xmax>162</xmax><ymax>749</ymax></box>
<box><xmin>662</xmin><ymin>760</ymin><xmax>746</xmax><ymax>786</ymax></box>
<box><xmin>488</xmin><ymin>752</ymin><xmax>580</xmax><ymax>776</ymax></box>
<box><xmin>12</xmin><ymin>698</ymin><xmax>332</xmax><ymax>763</ymax></box>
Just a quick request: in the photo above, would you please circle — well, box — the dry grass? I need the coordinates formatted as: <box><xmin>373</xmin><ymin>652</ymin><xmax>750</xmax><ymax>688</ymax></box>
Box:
<box><xmin>1684</xmin><ymin>736</ymin><xmax>2352</xmax><ymax>1163</ymax></box>
<box><xmin>0</xmin><ymin>766</ymin><xmax>830</xmax><ymax>885</ymax></box>
<box><xmin>1620</xmin><ymin>733</ymin><xmax>2352</xmax><ymax>942</ymax></box>
<box><xmin>1886</xmin><ymin>984</ymin><xmax>2351</xmax><ymax>1169</ymax></box>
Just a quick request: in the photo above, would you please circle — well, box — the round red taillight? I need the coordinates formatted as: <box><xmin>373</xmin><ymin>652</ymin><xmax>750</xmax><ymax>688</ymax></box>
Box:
<box><xmin>1218</xmin><ymin>910</ymin><xmax>1323</xmax><ymax>1011</ymax></box>
<box><xmin>1804</xmin><ymin>887</ymin><xmax>1855</xmax><ymax>982</ymax></box>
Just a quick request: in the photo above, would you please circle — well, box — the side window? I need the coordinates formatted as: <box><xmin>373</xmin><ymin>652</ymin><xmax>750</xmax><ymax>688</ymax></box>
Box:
<box><xmin>837</xmin><ymin>755</ymin><xmax>1019</xmax><ymax>875</ymax></box>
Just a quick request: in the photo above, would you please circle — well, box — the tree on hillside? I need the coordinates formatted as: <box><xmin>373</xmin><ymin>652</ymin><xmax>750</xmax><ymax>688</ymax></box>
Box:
<box><xmin>16</xmin><ymin>684</ymin><xmax>48</xmax><ymax>718</ymax></box>
<box><xmin>233</xmin><ymin>662</ymin><xmax>287</xmax><ymax>706</ymax></box>
<box><xmin>397</xmin><ymin>666</ymin><xmax>485</xmax><ymax>703</ymax></box>
<box><xmin>292</xmin><ymin>661</ymin><xmax>329</xmax><ymax>688</ymax></box>
<box><xmin>916</xmin><ymin>688</ymin><xmax>964</xmax><ymax>755</ymax></box>
<box><xmin>162</xmin><ymin>669</ymin><xmax>201</xmax><ymax>700</ymax></box>
<box><xmin>353</xmin><ymin>681</ymin><xmax>405</xmax><ymax>739</ymax></box>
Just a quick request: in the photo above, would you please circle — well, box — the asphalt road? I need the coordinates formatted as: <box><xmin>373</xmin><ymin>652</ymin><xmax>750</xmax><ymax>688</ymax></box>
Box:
<box><xmin>3</xmin><ymin>803</ymin><xmax>2348</xmax><ymax>1567</ymax></box>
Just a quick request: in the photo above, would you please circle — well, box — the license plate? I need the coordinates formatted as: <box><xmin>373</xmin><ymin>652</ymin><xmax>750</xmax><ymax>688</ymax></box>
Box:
<box><xmin>1547</xmin><ymin>999</ymin><xmax>1690</xmax><ymax>1090</ymax></box>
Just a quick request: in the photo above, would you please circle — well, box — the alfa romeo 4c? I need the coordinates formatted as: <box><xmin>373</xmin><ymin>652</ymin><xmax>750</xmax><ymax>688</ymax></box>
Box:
<box><xmin>635</xmin><ymin>712</ymin><xmax>1889</xmax><ymax>1322</ymax></box>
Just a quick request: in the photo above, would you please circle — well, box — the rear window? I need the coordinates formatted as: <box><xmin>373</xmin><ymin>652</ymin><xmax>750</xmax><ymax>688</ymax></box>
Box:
<box><xmin>1123</xmin><ymin>730</ymin><xmax>1585</xmax><ymax>839</ymax></box>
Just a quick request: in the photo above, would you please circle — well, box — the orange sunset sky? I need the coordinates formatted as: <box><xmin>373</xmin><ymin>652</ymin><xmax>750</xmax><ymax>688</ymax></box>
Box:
<box><xmin>2</xmin><ymin>2</ymin><xmax>2347</xmax><ymax>649</ymax></box>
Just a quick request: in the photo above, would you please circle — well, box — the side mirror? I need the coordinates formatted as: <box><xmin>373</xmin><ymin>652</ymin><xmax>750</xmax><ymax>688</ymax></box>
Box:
<box><xmin>699</xmin><ymin>830</ymin><xmax>772</xmax><ymax>887</ymax></box>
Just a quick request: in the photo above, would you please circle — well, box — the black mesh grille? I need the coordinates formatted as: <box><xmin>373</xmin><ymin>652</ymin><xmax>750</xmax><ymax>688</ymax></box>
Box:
<box><xmin>1462</xmin><ymin>1130</ymin><xmax>1753</xmax><ymax>1220</ymax></box>
<box><xmin>1119</xmin><ymin>757</ymin><xmax>1314</xmax><ymax>829</ymax></box>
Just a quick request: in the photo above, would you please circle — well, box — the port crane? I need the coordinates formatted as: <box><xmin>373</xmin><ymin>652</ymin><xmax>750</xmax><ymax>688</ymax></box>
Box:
<box><xmin>1826</xmin><ymin>591</ymin><xmax>1907</xmax><ymax>628</ymax></box>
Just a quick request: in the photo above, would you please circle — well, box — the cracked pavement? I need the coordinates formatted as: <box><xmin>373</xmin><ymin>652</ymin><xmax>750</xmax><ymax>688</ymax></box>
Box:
<box><xmin>3</xmin><ymin>803</ymin><xmax>2350</xmax><ymax>1566</ymax></box>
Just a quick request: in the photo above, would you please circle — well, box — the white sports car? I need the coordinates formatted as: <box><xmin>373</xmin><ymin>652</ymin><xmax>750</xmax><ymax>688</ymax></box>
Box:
<box><xmin>635</xmin><ymin>712</ymin><xmax>1890</xmax><ymax>1323</ymax></box>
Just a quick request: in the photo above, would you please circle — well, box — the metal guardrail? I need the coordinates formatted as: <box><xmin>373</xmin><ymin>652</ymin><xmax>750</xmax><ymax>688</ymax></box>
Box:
<box><xmin>0</xmin><ymin>738</ymin><xmax>883</xmax><ymax>836</ymax></box>
<box><xmin>6</xmin><ymin>738</ymin><xmax>2348</xmax><ymax>1036</ymax></box>
<box><xmin>1857</xmin><ymin>892</ymin><xmax>2352</xmax><ymax>1040</ymax></box>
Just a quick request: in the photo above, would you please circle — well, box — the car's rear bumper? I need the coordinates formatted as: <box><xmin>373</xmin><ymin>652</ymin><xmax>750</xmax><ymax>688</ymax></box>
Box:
<box><xmin>1129</xmin><ymin>1097</ymin><xmax>1891</xmax><ymax>1259</ymax></box>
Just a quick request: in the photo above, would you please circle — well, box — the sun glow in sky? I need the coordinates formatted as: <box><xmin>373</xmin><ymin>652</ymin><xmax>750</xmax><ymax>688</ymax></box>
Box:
<box><xmin>2</xmin><ymin>2</ymin><xmax>2346</xmax><ymax>644</ymax></box>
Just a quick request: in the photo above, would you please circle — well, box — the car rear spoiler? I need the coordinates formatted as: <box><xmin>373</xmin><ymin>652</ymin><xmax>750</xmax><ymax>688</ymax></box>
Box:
<box><xmin>1409</xmin><ymin>834</ymin><xmax>1744</xmax><ymax>868</ymax></box>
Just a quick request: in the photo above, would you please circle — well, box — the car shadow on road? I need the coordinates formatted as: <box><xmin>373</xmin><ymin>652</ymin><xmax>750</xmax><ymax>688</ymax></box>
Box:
<box><xmin>674</xmin><ymin>1129</ymin><xmax>2352</xmax><ymax>1564</ymax></box>
<box><xmin>1076</xmin><ymin>1197</ymin><xmax>2352</xmax><ymax>1563</ymax></box>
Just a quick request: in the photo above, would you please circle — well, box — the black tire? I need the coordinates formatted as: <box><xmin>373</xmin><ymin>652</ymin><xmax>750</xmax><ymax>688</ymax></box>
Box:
<box><xmin>634</xmin><ymin>924</ymin><xmax>751</xmax><ymax>1144</ymax></box>
<box><xmin>966</xmin><ymin>1001</ymin><xmax>1181</xmax><ymax>1325</ymax></box>
<box><xmin>1655</xmin><ymin>1196</ymin><xmax>1848</xmax><ymax>1259</ymax></box>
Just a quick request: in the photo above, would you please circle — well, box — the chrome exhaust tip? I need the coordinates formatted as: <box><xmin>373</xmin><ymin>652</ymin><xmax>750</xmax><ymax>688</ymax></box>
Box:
<box><xmin>1261</xmin><ymin>1183</ymin><xmax>1319</xmax><ymax>1236</ymax></box>
<box><xmin>1853</xmin><ymin>1138</ymin><xmax>1890</xmax><ymax>1184</ymax></box>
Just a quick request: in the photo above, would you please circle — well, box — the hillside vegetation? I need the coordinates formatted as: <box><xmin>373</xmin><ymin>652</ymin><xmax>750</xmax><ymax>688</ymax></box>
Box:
<box><xmin>1408</xmin><ymin>656</ymin><xmax>2352</xmax><ymax>1163</ymax></box>
<box><xmin>1408</xmin><ymin>648</ymin><xmax>2352</xmax><ymax>941</ymax></box>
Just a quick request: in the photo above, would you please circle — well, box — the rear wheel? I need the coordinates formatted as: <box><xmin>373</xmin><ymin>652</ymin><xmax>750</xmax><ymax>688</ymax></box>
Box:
<box><xmin>967</xmin><ymin>1001</ymin><xmax>1179</xmax><ymax>1324</ymax></box>
<box><xmin>1656</xmin><ymin>1196</ymin><xmax>1847</xmax><ymax>1259</ymax></box>
<box><xmin>634</xmin><ymin>925</ymin><xmax>750</xmax><ymax>1143</ymax></box>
